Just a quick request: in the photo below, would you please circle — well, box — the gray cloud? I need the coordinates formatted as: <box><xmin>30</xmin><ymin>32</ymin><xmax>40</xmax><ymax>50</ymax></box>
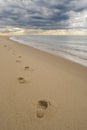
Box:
<box><xmin>0</xmin><ymin>0</ymin><xmax>87</xmax><ymax>29</ymax></box>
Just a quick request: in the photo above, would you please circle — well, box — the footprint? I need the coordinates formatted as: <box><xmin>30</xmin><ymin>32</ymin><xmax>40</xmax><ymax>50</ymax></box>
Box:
<box><xmin>12</xmin><ymin>52</ymin><xmax>15</xmax><ymax>55</ymax></box>
<box><xmin>17</xmin><ymin>77</ymin><xmax>26</xmax><ymax>84</ymax></box>
<box><xmin>16</xmin><ymin>60</ymin><xmax>21</xmax><ymax>63</ymax></box>
<box><xmin>24</xmin><ymin>66</ymin><xmax>30</xmax><ymax>71</ymax></box>
<box><xmin>18</xmin><ymin>55</ymin><xmax>22</xmax><ymax>58</ymax></box>
<box><xmin>17</xmin><ymin>76</ymin><xmax>30</xmax><ymax>84</ymax></box>
<box><xmin>4</xmin><ymin>45</ymin><xmax>7</xmax><ymax>47</ymax></box>
<box><xmin>36</xmin><ymin>100</ymin><xmax>50</xmax><ymax>118</ymax></box>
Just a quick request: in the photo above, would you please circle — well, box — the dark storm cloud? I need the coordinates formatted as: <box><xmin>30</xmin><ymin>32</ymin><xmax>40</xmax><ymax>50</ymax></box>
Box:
<box><xmin>0</xmin><ymin>0</ymin><xmax>87</xmax><ymax>29</ymax></box>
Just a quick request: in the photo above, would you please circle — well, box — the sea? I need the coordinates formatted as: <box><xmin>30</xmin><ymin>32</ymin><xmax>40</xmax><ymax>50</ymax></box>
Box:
<box><xmin>10</xmin><ymin>35</ymin><xmax>87</xmax><ymax>67</ymax></box>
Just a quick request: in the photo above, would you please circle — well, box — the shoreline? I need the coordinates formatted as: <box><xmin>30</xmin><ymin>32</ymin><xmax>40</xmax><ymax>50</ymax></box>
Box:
<box><xmin>10</xmin><ymin>35</ymin><xmax>87</xmax><ymax>68</ymax></box>
<box><xmin>0</xmin><ymin>36</ymin><xmax>87</xmax><ymax>130</ymax></box>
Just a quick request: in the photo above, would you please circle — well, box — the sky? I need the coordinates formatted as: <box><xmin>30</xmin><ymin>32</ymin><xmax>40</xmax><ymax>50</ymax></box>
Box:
<box><xmin>0</xmin><ymin>0</ymin><xmax>87</xmax><ymax>30</ymax></box>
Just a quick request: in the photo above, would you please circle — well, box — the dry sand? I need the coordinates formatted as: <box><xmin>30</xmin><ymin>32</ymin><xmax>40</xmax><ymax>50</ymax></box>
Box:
<box><xmin>0</xmin><ymin>36</ymin><xmax>87</xmax><ymax>130</ymax></box>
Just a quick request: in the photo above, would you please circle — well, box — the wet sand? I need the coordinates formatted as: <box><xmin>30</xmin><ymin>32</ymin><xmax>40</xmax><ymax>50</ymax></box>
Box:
<box><xmin>0</xmin><ymin>36</ymin><xmax>87</xmax><ymax>130</ymax></box>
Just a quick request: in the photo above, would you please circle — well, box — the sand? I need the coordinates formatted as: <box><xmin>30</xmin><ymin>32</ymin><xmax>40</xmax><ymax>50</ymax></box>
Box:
<box><xmin>0</xmin><ymin>36</ymin><xmax>87</xmax><ymax>130</ymax></box>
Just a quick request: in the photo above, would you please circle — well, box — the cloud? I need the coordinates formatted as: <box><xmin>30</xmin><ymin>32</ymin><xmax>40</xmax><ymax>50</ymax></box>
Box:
<box><xmin>67</xmin><ymin>10</ymin><xmax>87</xmax><ymax>29</ymax></box>
<box><xmin>0</xmin><ymin>0</ymin><xmax>87</xmax><ymax>29</ymax></box>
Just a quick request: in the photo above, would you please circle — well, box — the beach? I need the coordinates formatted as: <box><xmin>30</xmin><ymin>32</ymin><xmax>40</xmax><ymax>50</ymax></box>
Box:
<box><xmin>0</xmin><ymin>36</ymin><xmax>87</xmax><ymax>130</ymax></box>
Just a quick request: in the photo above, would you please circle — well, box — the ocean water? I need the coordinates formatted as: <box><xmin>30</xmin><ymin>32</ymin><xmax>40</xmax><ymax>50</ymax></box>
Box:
<box><xmin>10</xmin><ymin>35</ymin><xmax>87</xmax><ymax>67</ymax></box>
